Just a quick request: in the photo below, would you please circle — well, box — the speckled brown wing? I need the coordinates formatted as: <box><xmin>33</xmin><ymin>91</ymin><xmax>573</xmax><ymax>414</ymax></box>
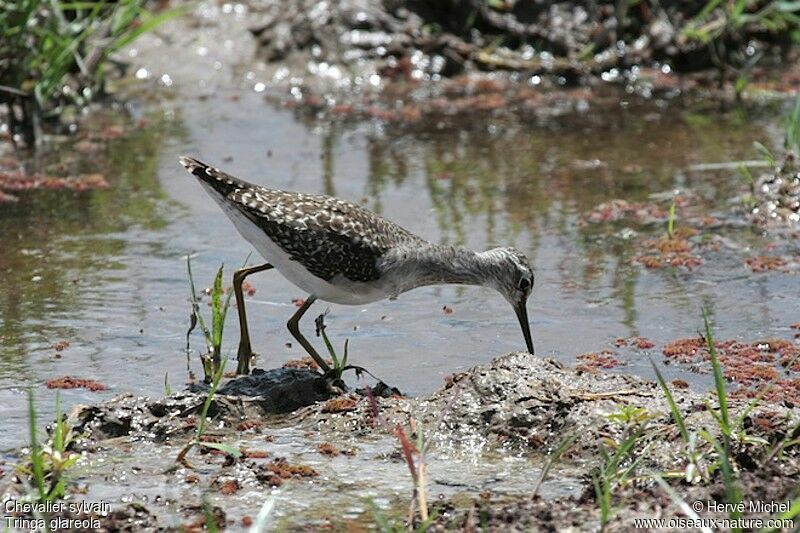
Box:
<box><xmin>228</xmin><ymin>187</ymin><xmax>423</xmax><ymax>283</ymax></box>
<box><xmin>180</xmin><ymin>156</ymin><xmax>424</xmax><ymax>283</ymax></box>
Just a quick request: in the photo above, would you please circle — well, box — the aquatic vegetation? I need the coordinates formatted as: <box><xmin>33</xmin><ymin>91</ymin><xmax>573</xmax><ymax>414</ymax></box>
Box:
<box><xmin>785</xmin><ymin>94</ymin><xmax>800</xmax><ymax>154</ymax></box>
<box><xmin>0</xmin><ymin>171</ymin><xmax>109</xmax><ymax>203</ymax></box>
<box><xmin>666</xmin><ymin>199</ymin><xmax>677</xmax><ymax>239</ymax></box>
<box><xmin>592</xmin><ymin>424</ymin><xmax>650</xmax><ymax>530</ymax></box>
<box><xmin>660</xmin><ymin>327</ymin><xmax>800</xmax><ymax>403</ymax></box>
<box><xmin>176</xmin><ymin>359</ymin><xmax>241</xmax><ymax>468</ymax></box>
<box><xmin>585</xmin><ymin>308</ymin><xmax>800</xmax><ymax>530</ymax></box>
<box><xmin>681</xmin><ymin>1</ymin><xmax>800</xmax><ymax>91</ymax></box>
<box><xmin>186</xmin><ymin>256</ymin><xmax>236</xmax><ymax>383</ymax></box>
<box><xmin>647</xmin><ymin>310</ymin><xmax>797</xmax><ymax>522</ymax></box>
<box><xmin>45</xmin><ymin>376</ymin><xmax>107</xmax><ymax>391</ymax></box>
<box><xmin>576</xmin><ymin>350</ymin><xmax>624</xmax><ymax>370</ymax></box>
<box><xmin>256</xmin><ymin>458</ymin><xmax>319</xmax><ymax>487</ymax></box>
<box><xmin>17</xmin><ymin>390</ymin><xmax>80</xmax><ymax>504</ymax></box>
<box><xmin>0</xmin><ymin>0</ymin><xmax>181</xmax><ymax>146</ymax></box>
<box><xmin>315</xmin><ymin>311</ymin><xmax>351</xmax><ymax>387</ymax></box>
<box><xmin>633</xmin><ymin>230</ymin><xmax>704</xmax><ymax>270</ymax></box>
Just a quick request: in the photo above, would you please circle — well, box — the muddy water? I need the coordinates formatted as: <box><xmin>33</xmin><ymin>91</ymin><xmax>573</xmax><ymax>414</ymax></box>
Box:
<box><xmin>1</xmin><ymin>6</ymin><xmax>798</xmax><ymax>456</ymax></box>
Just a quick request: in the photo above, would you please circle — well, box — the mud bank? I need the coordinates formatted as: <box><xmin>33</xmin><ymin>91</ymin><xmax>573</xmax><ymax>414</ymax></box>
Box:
<box><xmin>248</xmin><ymin>0</ymin><xmax>797</xmax><ymax>88</ymax></box>
<box><xmin>3</xmin><ymin>353</ymin><xmax>797</xmax><ymax>530</ymax></box>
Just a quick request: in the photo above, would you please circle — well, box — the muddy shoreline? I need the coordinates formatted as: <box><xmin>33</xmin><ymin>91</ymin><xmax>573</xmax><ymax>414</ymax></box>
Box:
<box><xmin>2</xmin><ymin>352</ymin><xmax>798</xmax><ymax>530</ymax></box>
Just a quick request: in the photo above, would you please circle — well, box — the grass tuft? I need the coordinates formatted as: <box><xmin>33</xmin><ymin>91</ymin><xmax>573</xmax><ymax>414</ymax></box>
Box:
<box><xmin>0</xmin><ymin>0</ymin><xmax>182</xmax><ymax>145</ymax></box>
<box><xmin>186</xmin><ymin>255</ymin><xmax>238</xmax><ymax>383</ymax></box>
<box><xmin>176</xmin><ymin>358</ymin><xmax>240</xmax><ymax>467</ymax></box>
<box><xmin>18</xmin><ymin>390</ymin><xmax>80</xmax><ymax>505</ymax></box>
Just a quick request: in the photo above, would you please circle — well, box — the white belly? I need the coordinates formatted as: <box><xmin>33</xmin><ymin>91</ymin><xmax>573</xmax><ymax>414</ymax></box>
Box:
<box><xmin>210</xmin><ymin>188</ymin><xmax>389</xmax><ymax>305</ymax></box>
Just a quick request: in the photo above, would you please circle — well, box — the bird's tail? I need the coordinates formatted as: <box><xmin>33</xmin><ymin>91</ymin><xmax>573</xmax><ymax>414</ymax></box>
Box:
<box><xmin>179</xmin><ymin>156</ymin><xmax>255</xmax><ymax>198</ymax></box>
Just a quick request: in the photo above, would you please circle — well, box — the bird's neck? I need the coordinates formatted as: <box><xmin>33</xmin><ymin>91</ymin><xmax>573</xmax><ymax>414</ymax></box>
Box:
<box><xmin>384</xmin><ymin>244</ymin><xmax>494</xmax><ymax>292</ymax></box>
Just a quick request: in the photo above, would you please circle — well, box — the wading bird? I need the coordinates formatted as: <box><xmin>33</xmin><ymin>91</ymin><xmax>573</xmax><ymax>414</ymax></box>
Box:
<box><xmin>180</xmin><ymin>156</ymin><xmax>534</xmax><ymax>377</ymax></box>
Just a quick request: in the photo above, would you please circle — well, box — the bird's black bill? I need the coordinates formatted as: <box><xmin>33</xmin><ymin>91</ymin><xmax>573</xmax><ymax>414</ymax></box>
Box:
<box><xmin>514</xmin><ymin>302</ymin><xmax>535</xmax><ymax>355</ymax></box>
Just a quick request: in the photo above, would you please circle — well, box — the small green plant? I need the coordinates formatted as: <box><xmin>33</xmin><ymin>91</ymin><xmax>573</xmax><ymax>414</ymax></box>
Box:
<box><xmin>753</xmin><ymin>141</ymin><xmax>776</xmax><ymax>166</ymax></box>
<box><xmin>592</xmin><ymin>424</ymin><xmax>650</xmax><ymax>530</ymax></box>
<box><xmin>667</xmin><ymin>200</ymin><xmax>677</xmax><ymax>239</ymax></box>
<box><xmin>176</xmin><ymin>358</ymin><xmax>240</xmax><ymax>467</ymax></box>
<box><xmin>607</xmin><ymin>405</ymin><xmax>653</xmax><ymax>427</ymax></box>
<box><xmin>784</xmin><ymin>93</ymin><xmax>800</xmax><ymax>154</ymax></box>
<box><xmin>760</xmin><ymin>496</ymin><xmax>800</xmax><ymax>533</ymax></box>
<box><xmin>531</xmin><ymin>433</ymin><xmax>577</xmax><ymax>498</ymax></box>
<box><xmin>682</xmin><ymin>1</ymin><xmax>800</xmax><ymax>96</ymax></box>
<box><xmin>698</xmin><ymin>308</ymin><xmax>744</xmax><ymax>526</ymax></box>
<box><xmin>17</xmin><ymin>390</ymin><xmax>80</xmax><ymax>504</ymax></box>
<box><xmin>315</xmin><ymin>311</ymin><xmax>351</xmax><ymax>386</ymax></box>
<box><xmin>202</xmin><ymin>494</ymin><xmax>219</xmax><ymax>533</ymax></box>
<box><xmin>187</xmin><ymin>256</ymin><xmax>236</xmax><ymax>383</ymax></box>
<box><xmin>0</xmin><ymin>0</ymin><xmax>181</xmax><ymax>145</ymax></box>
<box><xmin>650</xmin><ymin>358</ymin><xmax>690</xmax><ymax>443</ymax></box>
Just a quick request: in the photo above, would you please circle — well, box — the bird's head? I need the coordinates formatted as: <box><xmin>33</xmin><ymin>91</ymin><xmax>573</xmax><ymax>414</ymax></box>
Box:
<box><xmin>480</xmin><ymin>247</ymin><xmax>535</xmax><ymax>355</ymax></box>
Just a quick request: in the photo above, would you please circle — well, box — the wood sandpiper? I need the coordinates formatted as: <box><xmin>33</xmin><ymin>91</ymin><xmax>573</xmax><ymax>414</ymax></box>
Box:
<box><xmin>179</xmin><ymin>156</ymin><xmax>535</xmax><ymax>377</ymax></box>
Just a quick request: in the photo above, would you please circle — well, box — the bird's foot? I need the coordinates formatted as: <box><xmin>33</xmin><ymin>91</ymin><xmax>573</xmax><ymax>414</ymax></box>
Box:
<box><xmin>321</xmin><ymin>364</ymin><xmax>381</xmax><ymax>393</ymax></box>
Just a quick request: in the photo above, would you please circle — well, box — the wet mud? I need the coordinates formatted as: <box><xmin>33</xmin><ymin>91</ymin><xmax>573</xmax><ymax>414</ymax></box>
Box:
<box><xmin>3</xmin><ymin>352</ymin><xmax>798</xmax><ymax>530</ymax></box>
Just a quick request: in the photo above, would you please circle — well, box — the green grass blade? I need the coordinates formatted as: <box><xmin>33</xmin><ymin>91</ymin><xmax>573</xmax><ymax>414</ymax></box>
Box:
<box><xmin>105</xmin><ymin>4</ymin><xmax>187</xmax><ymax>56</ymax></box>
<box><xmin>699</xmin><ymin>430</ymin><xmax>743</xmax><ymax>526</ymax></box>
<box><xmin>251</xmin><ymin>496</ymin><xmax>277</xmax><ymax>532</ymax></box>
<box><xmin>753</xmin><ymin>141</ymin><xmax>776</xmax><ymax>166</ymax></box>
<box><xmin>650</xmin><ymin>358</ymin><xmax>690</xmax><ymax>443</ymax></box>
<box><xmin>53</xmin><ymin>391</ymin><xmax>64</xmax><ymax>452</ymax></box>
<box><xmin>758</xmin><ymin>497</ymin><xmax>800</xmax><ymax>533</ymax></box>
<box><xmin>702</xmin><ymin>308</ymin><xmax>730</xmax><ymax>434</ymax></box>
<box><xmin>651</xmin><ymin>474</ymin><xmax>713</xmax><ymax>533</ymax></box>
<box><xmin>211</xmin><ymin>264</ymin><xmax>224</xmax><ymax>351</ymax></box>
<box><xmin>196</xmin><ymin>358</ymin><xmax>227</xmax><ymax>440</ymax></box>
<box><xmin>199</xmin><ymin>441</ymin><xmax>241</xmax><ymax>458</ymax></box>
<box><xmin>532</xmin><ymin>433</ymin><xmax>577</xmax><ymax>497</ymax></box>
<box><xmin>368</xmin><ymin>500</ymin><xmax>394</xmax><ymax>533</ymax></box>
<box><xmin>27</xmin><ymin>388</ymin><xmax>47</xmax><ymax>503</ymax></box>
<box><xmin>202</xmin><ymin>495</ymin><xmax>219</xmax><ymax>533</ymax></box>
<box><xmin>785</xmin><ymin>93</ymin><xmax>800</xmax><ymax>152</ymax></box>
<box><xmin>667</xmin><ymin>200</ymin><xmax>676</xmax><ymax>238</ymax></box>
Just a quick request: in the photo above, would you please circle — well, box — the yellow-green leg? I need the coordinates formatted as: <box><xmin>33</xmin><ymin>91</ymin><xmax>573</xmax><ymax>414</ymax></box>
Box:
<box><xmin>233</xmin><ymin>262</ymin><xmax>273</xmax><ymax>375</ymax></box>
<box><xmin>286</xmin><ymin>295</ymin><xmax>332</xmax><ymax>375</ymax></box>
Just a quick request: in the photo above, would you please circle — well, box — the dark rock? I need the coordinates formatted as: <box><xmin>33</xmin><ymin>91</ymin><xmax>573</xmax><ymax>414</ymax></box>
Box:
<box><xmin>218</xmin><ymin>367</ymin><xmax>332</xmax><ymax>412</ymax></box>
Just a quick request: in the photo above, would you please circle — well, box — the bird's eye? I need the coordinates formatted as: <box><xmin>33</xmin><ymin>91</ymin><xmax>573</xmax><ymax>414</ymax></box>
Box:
<box><xmin>517</xmin><ymin>278</ymin><xmax>531</xmax><ymax>291</ymax></box>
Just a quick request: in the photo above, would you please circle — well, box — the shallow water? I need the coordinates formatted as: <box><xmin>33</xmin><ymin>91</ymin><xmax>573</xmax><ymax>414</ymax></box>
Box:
<box><xmin>1</xmin><ymin>7</ymin><xmax>799</xmax><ymax>455</ymax></box>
